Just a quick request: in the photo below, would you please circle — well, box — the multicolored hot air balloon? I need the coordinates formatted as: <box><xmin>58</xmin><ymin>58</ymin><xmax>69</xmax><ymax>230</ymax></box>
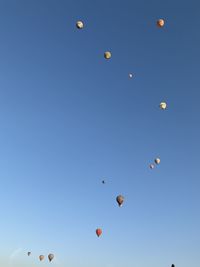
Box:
<box><xmin>39</xmin><ymin>255</ymin><xmax>45</xmax><ymax>261</ymax></box>
<box><xmin>76</xmin><ymin>21</ymin><xmax>84</xmax><ymax>29</ymax></box>
<box><xmin>96</xmin><ymin>228</ymin><xmax>102</xmax><ymax>237</ymax></box>
<box><xmin>116</xmin><ymin>195</ymin><xmax>124</xmax><ymax>207</ymax></box>
<box><xmin>104</xmin><ymin>51</ymin><xmax>111</xmax><ymax>59</ymax></box>
<box><xmin>157</xmin><ymin>19</ymin><xmax>165</xmax><ymax>27</ymax></box>
<box><xmin>48</xmin><ymin>254</ymin><xmax>54</xmax><ymax>262</ymax></box>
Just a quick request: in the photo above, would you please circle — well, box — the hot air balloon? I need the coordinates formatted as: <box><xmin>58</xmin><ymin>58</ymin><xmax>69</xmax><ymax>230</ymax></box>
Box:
<box><xmin>96</xmin><ymin>228</ymin><xmax>102</xmax><ymax>237</ymax></box>
<box><xmin>102</xmin><ymin>180</ymin><xmax>105</xmax><ymax>184</ymax></box>
<box><xmin>155</xmin><ymin>158</ymin><xmax>161</xmax><ymax>165</ymax></box>
<box><xmin>27</xmin><ymin>252</ymin><xmax>31</xmax><ymax>256</ymax></box>
<box><xmin>116</xmin><ymin>195</ymin><xmax>124</xmax><ymax>207</ymax></box>
<box><xmin>129</xmin><ymin>73</ymin><xmax>133</xmax><ymax>78</ymax></box>
<box><xmin>171</xmin><ymin>265</ymin><xmax>175</xmax><ymax>267</ymax></box>
<box><xmin>160</xmin><ymin>102</ymin><xmax>167</xmax><ymax>110</ymax></box>
<box><xmin>76</xmin><ymin>21</ymin><xmax>84</xmax><ymax>29</ymax></box>
<box><xmin>157</xmin><ymin>19</ymin><xmax>165</xmax><ymax>27</ymax></box>
<box><xmin>150</xmin><ymin>164</ymin><xmax>155</xmax><ymax>169</ymax></box>
<box><xmin>104</xmin><ymin>51</ymin><xmax>111</xmax><ymax>59</ymax></box>
<box><xmin>39</xmin><ymin>255</ymin><xmax>44</xmax><ymax>261</ymax></box>
<box><xmin>48</xmin><ymin>254</ymin><xmax>54</xmax><ymax>262</ymax></box>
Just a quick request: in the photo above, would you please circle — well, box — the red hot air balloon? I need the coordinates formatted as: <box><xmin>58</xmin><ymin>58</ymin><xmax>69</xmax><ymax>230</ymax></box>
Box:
<box><xmin>96</xmin><ymin>228</ymin><xmax>102</xmax><ymax>237</ymax></box>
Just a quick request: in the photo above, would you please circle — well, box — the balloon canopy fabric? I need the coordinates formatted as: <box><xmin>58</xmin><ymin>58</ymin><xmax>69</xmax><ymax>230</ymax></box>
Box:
<box><xmin>96</xmin><ymin>228</ymin><xmax>102</xmax><ymax>237</ymax></box>
<box><xmin>116</xmin><ymin>195</ymin><xmax>124</xmax><ymax>206</ymax></box>
<box><xmin>157</xmin><ymin>19</ymin><xmax>165</xmax><ymax>27</ymax></box>
<box><xmin>48</xmin><ymin>254</ymin><xmax>54</xmax><ymax>262</ymax></box>
<box><xmin>39</xmin><ymin>255</ymin><xmax>45</xmax><ymax>261</ymax></box>
<box><xmin>76</xmin><ymin>21</ymin><xmax>84</xmax><ymax>29</ymax></box>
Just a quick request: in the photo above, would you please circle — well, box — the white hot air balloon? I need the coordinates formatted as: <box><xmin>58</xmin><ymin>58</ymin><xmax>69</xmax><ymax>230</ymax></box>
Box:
<box><xmin>160</xmin><ymin>102</ymin><xmax>167</xmax><ymax>110</ymax></box>
<box><xmin>150</xmin><ymin>164</ymin><xmax>155</xmax><ymax>169</ymax></box>
<box><xmin>76</xmin><ymin>21</ymin><xmax>84</xmax><ymax>29</ymax></box>
<box><xmin>155</xmin><ymin>158</ymin><xmax>161</xmax><ymax>165</ymax></box>
<box><xmin>104</xmin><ymin>51</ymin><xmax>111</xmax><ymax>59</ymax></box>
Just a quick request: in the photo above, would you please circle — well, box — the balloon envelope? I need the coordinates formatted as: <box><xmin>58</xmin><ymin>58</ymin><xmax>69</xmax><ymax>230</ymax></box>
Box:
<box><xmin>104</xmin><ymin>51</ymin><xmax>111</xmax><ymax>59</ymax></box>
<box><xmin>96</xmin><ymin>228</ymin><xmax>102</xmax><ymax>237</ymax></box>
<box><xmin>150</xmin><ymin>164</ymin><xmax>155</xmax><ymax>169</ymax></box>
<box><xmin>76</xmin><ymin>21</ymin><xmax>84</xmax><ymax>29</ymax></box>
<box><xmin>155</xmin><ymin>158</ymin><xmax>161</xmax><ymax>164</ymax></box>
<box><xmin>116</xmin><ymin>195</ymin><xmax>124</xmax><ymax>206</ymax></box>
<box><xmin>39</xmin><ymin>255</ymin><xmax>45</xmax><ymax>261</ymax></box>
<box><xmin>157</xmin><ymin>19</ymin><xmax>164</xmax><ymax>27</ymax></box>
<box><xmin>160</xmin><ymin>102</ymin><xmax>167</xmax><ymax>110</ymax></box>
<box><xmin>48</xmin><ymin>254</ymin><xmax>54</xmax><ymax>262</ymax></box>
<box><xmin>27</xmin><ymin>252</ymin><xmax>31</xmax><ymax>256</ymax></box>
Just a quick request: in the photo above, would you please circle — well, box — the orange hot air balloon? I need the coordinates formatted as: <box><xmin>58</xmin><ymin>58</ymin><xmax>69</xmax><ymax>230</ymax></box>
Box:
<box><xmin>157</xmin><ymin>19</ymin><xmax>165</xmax><ymax>27</ymax></box>
<box><xmin>96</xmin><ymin>228</ymin><xmax>102</xmax><ymax>237</ymax></box>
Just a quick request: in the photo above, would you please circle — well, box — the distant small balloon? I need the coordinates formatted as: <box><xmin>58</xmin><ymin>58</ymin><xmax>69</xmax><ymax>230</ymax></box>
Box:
<box><xmin>39</xmin><ymin>255</ymin><xmax>45</xmax><ymax>261</ymax></box>
<box><xmin>116</xmin><ymin>195</ymin><xmax>124</xmax><ymax>207</ymax></box>
<box><xmin>157</xmin><ymin>19</ymin><xmax>165</xmax><ymax>27</ymax></box>
<box><xmin>150</xmin><ymin>164</ymin><xmax>155</xmax><ymax>169</ymax></box>
<box><xmin>104</xmin><ymin>51</ymin><xmax>111</xmax><ymax>59</ymax></box>
<box><xmin>76</xmin><ymin>20</ymin><xmax>84</xmax><ymax>29</ymax></box>
<box><xmin>160</xmin><ymin>102</ymin><xmax>167</xmax><ymax>110</ymax></box>
<box><xmin>155</xmin><ymin>158</ymin><xmax>161</xmax><ymax>165</ymax></box>
<box><xmin>102</xmin><ymin>180</ymin><xmax>105</xmax><ymax>184</ymax></box>
<box><xmin>96</xmin><ymin>228</ymin><xmax>102</xmax><ymax>237</ymax></box>
<box><xmin>171</xmin><ymin>265</ymin><xmax>175</xmax><ymax>267</ymax></box>
<box><xmin>48</xmin><ymin>254</ymin><xmax>54</xmax><ymax>262</ymax></box>
<box><xmin>129</xmin><ymin>73</ymin><xmax>133</xmax><ymax>78</ymax></box>
<box><xmin>27</xmin><ymin>252</ymin><xmax>31</xmax><ymax>256</ymax></box>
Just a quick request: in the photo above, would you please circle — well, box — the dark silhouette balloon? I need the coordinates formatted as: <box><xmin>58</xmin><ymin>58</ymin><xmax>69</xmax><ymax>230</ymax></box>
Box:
<box><xmin>48</xmin><ymin>254</ymin><xmax>54</xmax><ymax>262</ymax></box>
<box><xmin>27</xmin><ymin>252</ymin><xmax>31</xmax><ymax>256</ymax></box>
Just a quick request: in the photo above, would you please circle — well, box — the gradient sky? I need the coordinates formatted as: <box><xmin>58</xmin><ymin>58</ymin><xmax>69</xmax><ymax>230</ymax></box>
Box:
<box><xmin>0</xmin><ymin>0</ymin><xmax>200</xmax><ymax>266</ymax></box>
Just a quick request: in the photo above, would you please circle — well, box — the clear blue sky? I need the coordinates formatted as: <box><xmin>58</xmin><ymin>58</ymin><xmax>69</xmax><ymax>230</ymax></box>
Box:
<box><xmin>0</xmin><ymin>0</ymin><xmax>200</xmax><ymax>266</ymax></box>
